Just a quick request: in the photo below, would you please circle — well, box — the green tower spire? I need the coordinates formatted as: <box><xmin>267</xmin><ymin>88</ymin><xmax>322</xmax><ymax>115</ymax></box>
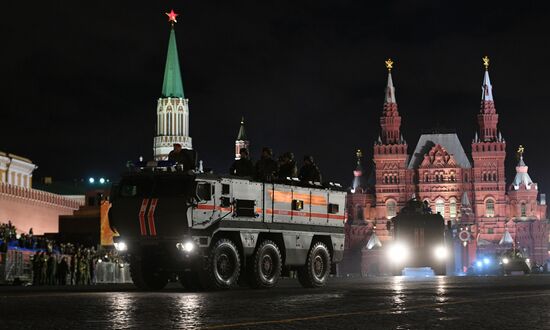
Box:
<box><xmin>161</xmin><ymin>27</ymin><xmax>184</xmax><ymax>98</ymax></box>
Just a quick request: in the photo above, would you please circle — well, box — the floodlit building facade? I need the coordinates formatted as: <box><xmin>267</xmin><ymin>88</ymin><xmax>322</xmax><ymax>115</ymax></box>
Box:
<box><xmin>343</xmin><ymin>58</ymin><xmax>548</xmax><ymax>275</ymax></box>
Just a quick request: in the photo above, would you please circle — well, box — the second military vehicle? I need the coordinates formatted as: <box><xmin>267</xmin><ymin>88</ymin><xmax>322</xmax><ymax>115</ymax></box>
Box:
<box><xmin>387</xmin><ymin>199</ymin><xmax>449</xmax><ymax>275</ymax></box>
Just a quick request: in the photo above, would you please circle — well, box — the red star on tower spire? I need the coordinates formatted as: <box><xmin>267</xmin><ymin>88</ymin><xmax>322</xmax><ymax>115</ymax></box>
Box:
<box><xmin>166</xmin><ymin>9</ymin><xmax>179</xmax><ymax>25</ymax></box>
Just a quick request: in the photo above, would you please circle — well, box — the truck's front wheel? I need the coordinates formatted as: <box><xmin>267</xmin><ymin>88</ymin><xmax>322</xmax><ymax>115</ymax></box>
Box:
<box><xmin>249</xmin><ymin>240</ymin><xmax>282</xmax><ymax>289</ymax></box>
<box><xmin>130</xmin><ymin>256</ymin><xmax>168</xmax><ymax>290</ymax></box>
<box><xmin>200</xmin><ymin>238</ymin><xmax>241</xmax><ymax>290</ymax></box>
<box><xmin>297</xmin><ymin>241</ymin><xmax>331</xmax><ymax>288</ymax></box>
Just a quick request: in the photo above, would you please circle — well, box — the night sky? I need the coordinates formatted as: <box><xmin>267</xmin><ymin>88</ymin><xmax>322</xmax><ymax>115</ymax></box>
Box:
<box><xmin>2</xmin><ymin>1</ymin><xmax>550</xmax><ymax>191</ymax></box>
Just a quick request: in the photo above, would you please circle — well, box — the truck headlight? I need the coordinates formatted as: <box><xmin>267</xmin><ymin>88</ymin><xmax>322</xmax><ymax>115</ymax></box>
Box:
<box><xmin>114</xmin><ymin>242</ymin><xmax>127</xmax><ymax>251</ymax></box>
<box><xmin>387</xmin><ymin>243</ymin><xmax>408</xmax><ymax>263</ymax></box>
<box><xmin>434</xmin><ymin>245</ymin><xmax>448</xmax><ymax>260</ymax></box>
<box><xmin>176</xmin><ymin>241</ymin><xmax>195</xmax><ymax>253</ymax></box>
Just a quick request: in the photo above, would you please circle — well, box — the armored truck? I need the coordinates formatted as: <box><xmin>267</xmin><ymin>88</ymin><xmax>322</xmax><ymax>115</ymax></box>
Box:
<box><xmin>109</xmin><ymin>164</ymin><xmax>346</xmax><ymax>290</ymax></box>
<box><xmin>387</xmin><ymin>199</ymin><xmax>449</xmax><ymax>275</ymax></box>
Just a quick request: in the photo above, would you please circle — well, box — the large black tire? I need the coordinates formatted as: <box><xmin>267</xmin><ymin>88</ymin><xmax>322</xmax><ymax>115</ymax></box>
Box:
<box><xmin>249</xmin><ymin>240</ymin><xmax>282</xmax><ymax>289</ymax></box>
<box><xmin>200</xmin><ymin>238</ymin><xmax>241</xmax><ymax>290</ymax></box>
<box><xmin>297</xmin><ymin>241</ymin><xmax>331</xmax><ymax>288</ymax></box>
<box><xmin>179</xmin><ymin>271</ymin><xmax>203</xmax><ymax>291</ymax></box>
<box><xmin>130</xmin><ymin>256</ymin><xmax>168</xmax><ymax>290</ymax></box>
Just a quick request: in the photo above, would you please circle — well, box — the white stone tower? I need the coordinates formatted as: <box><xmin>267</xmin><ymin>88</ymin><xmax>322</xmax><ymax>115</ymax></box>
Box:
<box><xmin>154</xmin><ymin>10</ymin><xmax>192</xmax><ymax>160</ymax></box>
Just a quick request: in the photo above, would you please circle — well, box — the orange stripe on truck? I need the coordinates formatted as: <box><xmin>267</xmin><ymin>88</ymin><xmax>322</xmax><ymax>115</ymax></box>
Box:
<box><xmin>268</xmin><ymin>191</ymin><xmax>327</xmax><ymax>206</ymax></box>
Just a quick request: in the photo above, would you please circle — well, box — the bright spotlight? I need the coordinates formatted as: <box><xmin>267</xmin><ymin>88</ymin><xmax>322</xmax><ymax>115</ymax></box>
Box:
<box><xmin>387</xmin><ymin>243</ymin><xmax>409</xmax><ymax>264</ymax></box>
<box><xmin>114</xmin><ymin>242</ymin><xmax>127</xmax><ymax>251</ymax></box>
<box><xmin>88</xmin><ymin>177</ymin><xmax>95</xmax><ymax>184</ymax></box>
<box><xmin>476</xmin><ymin>261</ymin><xmax>483</xmax><ymax>268</ymax></box>
<box><xmin>502</xmin><ymin>258</ymin><xmax>509</xmax><ymax>264</ymax></box>
<box><xmin>434</xmin><ymin>246</ymin><xmax>448</xmax><ymax>260</ymax></box>
<box><xmin>99</xmin><ymin>178</ymin><xmax>106</xmax><ymax>184</ymax></box>
<box><xmin>483</xmin><ymin>258</ymin><xmax>490</xmax><ymax>265</ymax></box>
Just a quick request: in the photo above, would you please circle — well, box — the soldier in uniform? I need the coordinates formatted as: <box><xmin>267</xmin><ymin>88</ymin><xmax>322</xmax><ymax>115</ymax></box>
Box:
<box><xmin>168</xmin><ymin>143</ymin><xmax>194</xmax><ymax>171</ymax></box>
<box><xmin>230</xmin><ymin>148</ymin><xmax>255</xmax><ymax>177</ymax></box>
<box><xmin>298</xmin><ymin>156</ymin><xmax>322</xmax><ymax>183</ymax></box>
<box><xmin>255</xmin><ymin>147</ymin><xmax>279</xmax><ymax>181</ymax></box>
<box><xmin>278</xmin><ymin>152</ymin><xmax>297</xmax><ymax>179</ymax></box>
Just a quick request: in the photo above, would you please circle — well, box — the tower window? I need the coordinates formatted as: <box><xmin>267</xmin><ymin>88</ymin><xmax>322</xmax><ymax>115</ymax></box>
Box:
<box><xmin>386</xmin><ymin>200</ymin><xmax>397</xmax><ymax>219</ymax></box>
<box><xmin>435</xmin><ymin>199</ymin><xmax>445</xmax><ymax>217</ymax></box>
<box><xmin>521</xmin><ymin>202</ymin><xmax>527</xmax><ymax>217</ymax></box>
<box><xmin>449</xmin><ymin>198</ymin><xmax>457</xmax><ymax>219</ymax></box>
<box><xmin>486</xmin><ymin>199</ymin><xmax>495</xmax><ymax>217</ymax></box>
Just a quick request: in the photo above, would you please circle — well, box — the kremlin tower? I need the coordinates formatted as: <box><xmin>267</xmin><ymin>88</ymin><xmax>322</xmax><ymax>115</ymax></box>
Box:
<box><xmin>373</xmin><ymin>59</ymin><xmax>409</xmax><ymax>220</ymax></box>
<box><xmin>154</xmin><ymin>10</ymin><xmax>192</xmax><ymax>160</ymax></box>
<box><xmin>234</xmin><ymin>117</ymin><xmax>250</xmax><ymax>160</ymax></box>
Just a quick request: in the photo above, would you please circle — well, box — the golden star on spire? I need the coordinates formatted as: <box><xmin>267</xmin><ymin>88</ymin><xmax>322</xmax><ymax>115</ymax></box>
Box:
<box><xmin>517</xmin><ymin>145</ymin><xmax>525</xmax><ymax>157</ymax></box>
<box><xmin>166</xmin><ymin>9</ymin><xmax>179</xmax><ymax>25</ymax></box>
<box><xmin>385</xmin><ymin>58</ymin><xmax>394</xmax><ymax>72</ymax></box>
<box><xmin>482</xmin><ymin>56</ymin><xmax>490</xmax><ymax>70</ymax></box>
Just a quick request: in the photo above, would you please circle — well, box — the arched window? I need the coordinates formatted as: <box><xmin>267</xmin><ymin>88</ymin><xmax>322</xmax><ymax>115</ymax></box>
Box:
<box><xmin>483</xmin><ymin>173</ymin><xmax>487</xmax><ymax>181</ymax></box>
<box><xmin>464</xmin><ymin>173</ymin><xmax>468</xmax><ymax>182</ymax></box>
<box><xmin>486</xmin><ymin>199</ymin><xmax>495</xmax><ymax>217</ymax></box>
<box><xmin>449</xmin><ymin>198</ymin><xmax>457</xmax><ymax>219</ymax></box>
<box><xmin>386</xmin><ymin>200</ymin><xmax>397</xmax><ymax>219</ymax></box>
<box><xmin>435</xmin><ymin>199</ymin><xmax>445</xmax><ymax>217</ymax></box>
<box><xmin>356</xmin><ymin>206</ymin><xmax>364</xmax><ymax>221</ymax></box>
<box><xmin>384</xmin><ymin>176</ymin><xmax>388</xmax><ymax>184</ymax></box>
<box><xmin>493</xmin><ymin>173</ymin><xmax>497</xmax><ymax>181</ymax></box>
<box><xmin>424</xmin><ymin>173</ymin><xmax>429</xmax><ymax>182</ymax></box>
<box><xmin>521</xmin><ymin>202</ymin><xmax>527</xmax><ymax>217</ymax></box>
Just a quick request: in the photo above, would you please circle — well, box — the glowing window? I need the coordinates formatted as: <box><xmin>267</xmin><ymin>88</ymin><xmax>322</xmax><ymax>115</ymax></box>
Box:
<box><xmin>386</xmin><ymin>200</ymin><xmax>397</xmax><ymax>219</ymax></box>
<box><xmin>486</xmin><ymin>199</ymin><xmax>495</xmax><ymax>217</ymax></box>
<box><xmin>435</xmin><ymin>199</ymin><xmax>445</xmax><ymax>217</ymax></box>
<box><xmin>449</xmin><ymin>198</ymin><xmax>457</xmax><ymax>219</ymax></box>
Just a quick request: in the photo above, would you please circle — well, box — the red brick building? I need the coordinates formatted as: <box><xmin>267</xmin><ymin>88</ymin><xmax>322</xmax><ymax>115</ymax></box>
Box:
<box><xmin>343</xmin><ymin>58</ymin><xmax>548</xmax><ymax>275</ymax></box>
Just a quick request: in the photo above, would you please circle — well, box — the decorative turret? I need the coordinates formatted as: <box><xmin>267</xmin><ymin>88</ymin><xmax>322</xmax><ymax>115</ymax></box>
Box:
<box><xmin>235</xmin><ymin>117</ymin><xmax>250</xmax><ymax>160</ymax></box>
<box><xmin>351</xmin><ymin>149</ymin><xmax>364</xmax><ymax>193</ymax></box>
<box><xmin>379</xmin><ymin>59</ymin><xmax>403</xmax><ymax>145</ymax></box>
<box><xmin>477</xmin><ymin>56</ymin><xmax>499</xmax><ymax>142</ymax></box>
<box><xmin>510</xmin><ymin>145</ymin><xmax>536</xmax><ymax>191</ymax></box>
<box><xmin>153</xmin><ymin>10</ymin><xmax>193</xmax><ymax>160</ymax></box>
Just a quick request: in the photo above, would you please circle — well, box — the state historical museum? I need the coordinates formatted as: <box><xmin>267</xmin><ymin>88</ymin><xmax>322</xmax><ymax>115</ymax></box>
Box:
<box><xmin>343</xmin><ymin>58</ymin><xmax>548</xmax><ymax>275</ymax></box>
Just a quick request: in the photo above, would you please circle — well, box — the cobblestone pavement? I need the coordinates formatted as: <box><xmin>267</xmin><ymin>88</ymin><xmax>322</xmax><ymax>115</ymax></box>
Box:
<box><xmin>2</xmin><ymin>276</ymin><xmax>550</xmax><ymax>329</ymax></box>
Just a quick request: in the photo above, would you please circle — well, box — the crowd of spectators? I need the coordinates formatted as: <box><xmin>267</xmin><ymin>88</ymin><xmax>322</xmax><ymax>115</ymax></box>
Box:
<box><xmin>1</xmin><ymin>221</ymin><xmax>128</xmax><ymax>285</ymax></box>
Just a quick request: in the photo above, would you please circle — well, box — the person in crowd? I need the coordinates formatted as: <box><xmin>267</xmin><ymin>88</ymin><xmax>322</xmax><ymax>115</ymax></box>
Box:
<box><xmin>278</xmin><ymin>152</ymin><xmax>298</xmax><ymax>179</ymax></box>
<box><xmin>298</xmin><ymin>156</ymin><xmax>322</xmax><ymax>183</ymax></box>
<box><xmin>40</xmin><ymin>252</ymin><xmax>47</xmax><ymax>285</ymax></box>
<box><xmin>57</xmin><ymin>257</ymin><xmax>69</xmax><ymax>285</ymax></box>
<box><xmin>46</xmin><ymin>252</ymin><xmax>56</xmax><ymax>285</ymax></box>
<box><xmin>230</xmin><ymin>148</ymin><xmax>255</xmax><ymax>177</ymax></box>
<box><xmin>255</xmin><ymin>147</ymin><xmax>279</xmax><ymax>181</ymax></box>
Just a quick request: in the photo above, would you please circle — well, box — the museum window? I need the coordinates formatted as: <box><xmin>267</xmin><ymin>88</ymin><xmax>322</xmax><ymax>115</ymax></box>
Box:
<box><xmin>435</xmin><ymin>199</ymin><xmax>445</xmax><ymax>217</ymax></box>
<box><xmin>449</xmin><ymin>198</ymin><xmax>457</xmax><ymax>219</ymax></box>
<box><xmin>386</xmin><ymin>200</ymin><xmax>397</xmax><ymax>219</ymax></box>
<box><xmin>486</xmin><ymin>199</ymin><xmax>495</xmax><ymax>217</ymax></box>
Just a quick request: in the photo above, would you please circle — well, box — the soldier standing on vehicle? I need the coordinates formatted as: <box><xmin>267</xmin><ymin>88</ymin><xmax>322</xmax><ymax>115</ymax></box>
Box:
<box><xmin>278</xmin><ymin>152</ymin><xmax>298</xmax><ymax>179</ymax></box>
<box><xmin>298</xmin><ymin>156</ymin><xmax>322</xmax><ymax>183</ymax></box>
<box><xmin>168</xmin><ymin>143</ymin><xmax>185</xmax><ymax>163</ymax></box>
<box><xmin>255</xmin><ymin>147</ymin><xmax>279</xmax><ymax>181</ymax></box>
<box><xmin>230</xmin><ymin>148</ymin><xmax>255</xmax><ymax>177</ymax></box>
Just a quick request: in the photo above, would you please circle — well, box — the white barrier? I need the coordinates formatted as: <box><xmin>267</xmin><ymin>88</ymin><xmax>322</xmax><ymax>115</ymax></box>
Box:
<box><xmin>94</xmin><ymin>261</ymin><xmax>132</xmax><ymax>284</ymax></box>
